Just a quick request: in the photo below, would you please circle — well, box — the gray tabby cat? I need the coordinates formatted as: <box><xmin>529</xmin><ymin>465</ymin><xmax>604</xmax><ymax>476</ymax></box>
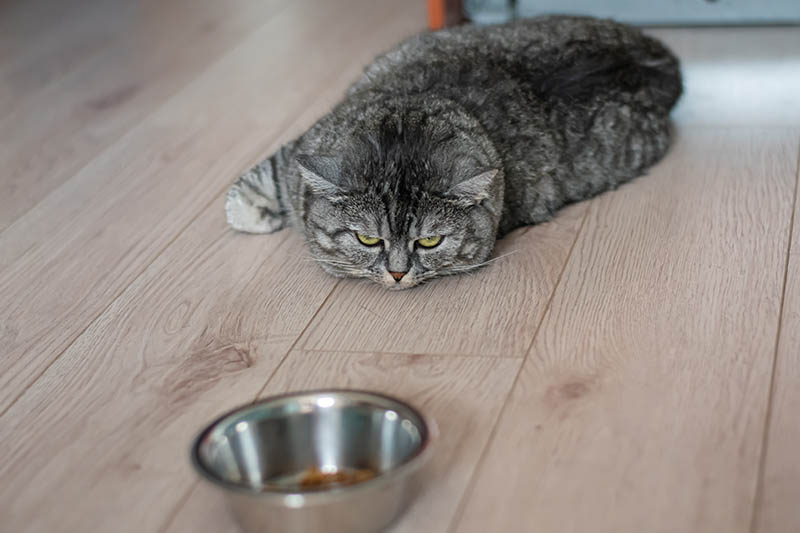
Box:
<box><xmin>226</xmin><ymin>15</ymin><xmax>681</xmax><ymax>289</ymax></box>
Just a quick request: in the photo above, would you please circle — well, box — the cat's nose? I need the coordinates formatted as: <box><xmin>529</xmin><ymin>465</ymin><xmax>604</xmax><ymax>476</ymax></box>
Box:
<box><xmin>388</xmin><ymin>271</ymin><xmax>406</xmax><ymax>282</ymax></box>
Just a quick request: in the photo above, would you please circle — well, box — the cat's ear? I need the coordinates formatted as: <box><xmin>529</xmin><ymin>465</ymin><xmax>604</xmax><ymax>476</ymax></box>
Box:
<box><xmin>296</xmin><ymin>154</ymin><xmax>342</xmax><ymax>195</ymax></box>
<box><xmin>447</xmin><ymin>169</ymin><xmax>500</xmax><ymax>205</ymax></box>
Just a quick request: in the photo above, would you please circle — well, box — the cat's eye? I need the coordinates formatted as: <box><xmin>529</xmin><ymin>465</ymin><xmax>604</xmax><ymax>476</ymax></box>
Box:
<box><xmin>417</xmin><ymin>235</ymin><xmax>442</xmax><ymax>248</ymax></box>
<box><xmin>355</xmin><ymin>232</ymin><xmax>382</xmax><ymax>246</ymax></box>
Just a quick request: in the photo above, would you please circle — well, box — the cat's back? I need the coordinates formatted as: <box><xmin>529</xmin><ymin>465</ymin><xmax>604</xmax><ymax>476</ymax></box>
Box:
<box><xmin>347</xmin><ymin>16</ymin><xmax>650</xmax><ymax>97</ymax></box>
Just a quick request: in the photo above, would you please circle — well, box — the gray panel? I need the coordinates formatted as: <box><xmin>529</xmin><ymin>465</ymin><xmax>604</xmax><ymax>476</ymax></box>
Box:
<box><xmin>465</xmin><ymin>0</ymin><xmax>800</xmax><ymax>25</ymax></box>
<box><xmin>464</xmin><ymin>0</ymin><xmax>514</xmax><ymax>24</ymax></box>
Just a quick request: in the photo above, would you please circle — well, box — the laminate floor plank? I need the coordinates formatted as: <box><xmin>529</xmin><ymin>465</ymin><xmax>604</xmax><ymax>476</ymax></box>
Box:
<box><xmin>452</xmin><ymin>128</ymin><xmax>799</xmax><ymax>533</ymax></box>
<box><xmin>753</xmin><ymin>144</ymin><xmax>800</xmax><ymax>533</ymax></box>
<box><xmin>0</xmin><ymin>0</ymin><xmax>288</xmax><ymax>231</ymax></box>
<box><xmin>0</xmin><ymin>0</ymin><xmax>129</xmax><ymax>117</ymax></box>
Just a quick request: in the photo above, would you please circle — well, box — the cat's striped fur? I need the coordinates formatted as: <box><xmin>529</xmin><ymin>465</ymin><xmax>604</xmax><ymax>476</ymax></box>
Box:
<box><xmin>226</xmin><ymin>16</ymin><xmax>681</xmax><ymax>288</ymax></box>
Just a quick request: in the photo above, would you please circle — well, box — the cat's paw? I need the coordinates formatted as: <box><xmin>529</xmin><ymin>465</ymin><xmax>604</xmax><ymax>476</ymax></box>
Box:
<box><xmin>225</xmin><ymin>164</ymin><xmax>287</xmax><ymax>234</ymax></box>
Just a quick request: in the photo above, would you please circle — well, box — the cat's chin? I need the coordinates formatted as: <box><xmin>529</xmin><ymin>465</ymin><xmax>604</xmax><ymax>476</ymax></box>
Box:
<box><xmin>383</xmin><ymin>281</ymin><xmax>416</xmax><ymax>291</ymax></box>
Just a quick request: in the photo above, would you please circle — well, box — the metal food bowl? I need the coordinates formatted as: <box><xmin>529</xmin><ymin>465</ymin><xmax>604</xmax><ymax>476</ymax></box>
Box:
<box><xmin>191</xmin><ymin>390</ymin><xmax>435</xmax><ymax>533</ymax></box>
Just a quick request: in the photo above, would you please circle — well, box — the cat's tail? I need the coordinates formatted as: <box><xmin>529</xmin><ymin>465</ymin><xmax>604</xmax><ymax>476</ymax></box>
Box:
<box><xmin>531</xmin><ymin>18</ymin><xmax>683</xmax><ymax>113</ymax></box>
<box><xmin>538</xmin><ymin>43</ymin><xmax>682</xmax><ymax>113</ymax></box>
<box><xmin>225</xmin><ymin>155</ymin><xmax>289</xmax><ymax>234</ymax></box>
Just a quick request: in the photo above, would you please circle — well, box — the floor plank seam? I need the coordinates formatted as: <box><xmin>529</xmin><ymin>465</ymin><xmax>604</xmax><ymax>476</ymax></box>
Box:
<box><xmin>157</xmin><ymin>482</ymin><xmax>199</xmax><ymax>533</ymax></box>
<box><xmin>0</xmin><ymin>0</ymin><xmax>294</xmax><ymax>240</ymax></box>
<box><xmin>748</xmin><ymin>134</ymin><xmax>800</xmax><ymax>533</ymax></box>
<box><xmin>300</xmin><ymin>347</ymin><xmax>526</xmax><ymax>359</ymax></box>
<box><xmin>253</xmin><ymin>279</ymin><xmax>344</xmax><ymax>400</ymax></box>
<box><xmin>444</xmin><ymin>204</ymin><xmax>591</xmax><ymax>533</ymax></box>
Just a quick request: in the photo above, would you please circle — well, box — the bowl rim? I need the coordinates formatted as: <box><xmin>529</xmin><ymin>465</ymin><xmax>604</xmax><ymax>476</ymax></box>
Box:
<box><xmin>190</xmin><ymin>388</ymin><xmax>437</xmax><ymax>504</ymax></box>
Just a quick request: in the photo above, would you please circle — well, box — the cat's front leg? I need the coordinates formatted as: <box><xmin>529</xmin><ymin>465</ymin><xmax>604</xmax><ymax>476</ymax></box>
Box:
<box><xmin>225</xmin><ymin>157</ymin><xmax>288</xmax><ymax>233</ymax></box>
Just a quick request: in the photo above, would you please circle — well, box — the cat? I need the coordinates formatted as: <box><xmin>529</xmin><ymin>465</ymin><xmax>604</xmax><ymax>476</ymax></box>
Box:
<box><xmin>225</xmin><ymin>15</ymin><xmax>682</xmax><ymax>289</ymax></box>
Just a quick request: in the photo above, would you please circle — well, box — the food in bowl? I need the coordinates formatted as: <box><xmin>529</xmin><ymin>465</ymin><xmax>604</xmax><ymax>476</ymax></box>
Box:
<box><xmin>298</xmin><ymin>466</ymin><xmax>376</xmax><ymax>489</ymax></box>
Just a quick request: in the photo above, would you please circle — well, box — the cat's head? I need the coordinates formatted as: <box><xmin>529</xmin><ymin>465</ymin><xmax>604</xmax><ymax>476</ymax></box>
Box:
<box><xmin>297</xmin><ymin>117</ymin><xmax>503</xmax><ymax>289</ymax></box>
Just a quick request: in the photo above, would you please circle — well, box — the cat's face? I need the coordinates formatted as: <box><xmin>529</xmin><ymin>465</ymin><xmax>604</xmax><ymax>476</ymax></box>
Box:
<box><xmin>299</xmin><ymin>156</ymin><xmax>501</xmax><ymax>289</ymax></box>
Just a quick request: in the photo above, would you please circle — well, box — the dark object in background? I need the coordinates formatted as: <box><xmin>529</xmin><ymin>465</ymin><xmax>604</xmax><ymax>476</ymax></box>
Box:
<box><xmin>428</xmin><ymin>0</ymin><xmax>465</xmax><ymax>29</ymax></box>
<box><xmin>446</xmin><ymin>0</ymin><xmax>800</xmax><ymax>26</ymax></box>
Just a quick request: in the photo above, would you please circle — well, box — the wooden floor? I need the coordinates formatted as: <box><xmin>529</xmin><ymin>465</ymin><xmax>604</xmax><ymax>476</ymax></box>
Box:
<box><xmin>1</xmin><ymin>1</ymin><xmax>799</xmax><ymax>532</ymax></box>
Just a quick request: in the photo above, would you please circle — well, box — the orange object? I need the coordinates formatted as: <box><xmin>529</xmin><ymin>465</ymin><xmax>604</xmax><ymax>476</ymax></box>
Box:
<box><xmin>428</xmin><ymin>0</ymin><xmax>446</xmax><ymax>30</ymax></box>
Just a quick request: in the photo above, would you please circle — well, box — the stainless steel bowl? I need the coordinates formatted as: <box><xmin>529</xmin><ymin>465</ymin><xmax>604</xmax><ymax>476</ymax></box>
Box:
<box><xmin>191</xmin><ymin>390</ymin><xmax>435</xmax><ymax>533</ymax></box>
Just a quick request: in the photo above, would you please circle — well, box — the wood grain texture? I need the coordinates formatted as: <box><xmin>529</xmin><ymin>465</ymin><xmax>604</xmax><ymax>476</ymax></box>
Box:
<box><xmin>0</xmin><ymin>0</ymin><xmax>130</xmax><ymax>117</ymax></box>
<box><xmin>2</xmin><ymin>9</ymin><xmax>800</xmax><ymax>533</ymax></box>
<box><xmin>452</xmin><ymin>128</ymin><xmax>799</xmax><ymax>533</ymax></box>
<box><xmin>0</xmin><ymin>0</ymin><xmax>287</xmax><ymax>230</ymax></box>
<box><xmin>0</xmin><ymin>0</ymin><xmax>425</xmax><ymax>413</ymax></box>
<box><xmin>167</xmin><ymin>351</ymin><xmax>521</xmax><ymax>533</ymax></box>
<box><xmin>300</xmin><ymin>203</ymin><xmax>586</xmax><ymax>357</ymax></box>
<box><xmin>647</xmin><ymin>27</ymin><xmax>800</xmax><ymax>127</ymax></box>
<box><xmin>0</xmin><ymin>214</ymin><xmax>332</xmax><ymax>533</ymax></box>
<box><xmin>754</xmin><ymin>150</ymin><xmax>800</xmax><ymax>533</ymax></box>
<box><xmin>0</xmin><ymin>2</ymin><xmax>427</xmax><ymax>531</ymax></box>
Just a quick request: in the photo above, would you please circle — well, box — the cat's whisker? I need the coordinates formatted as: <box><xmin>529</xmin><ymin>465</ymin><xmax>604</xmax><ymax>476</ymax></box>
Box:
<box><xmin>306</xmin><ymin>258</ymin><xmax>356</xmax><ymax>268</ymax></box>
<box><xmin>447</xmin><ymin>250</ymin><xmax>519</xmax><ymax>274</ymax></box>
<box><xmin>475</xmin><ymin>250</ymin><xmax>519</xmax><ymax>266</ymax></box>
